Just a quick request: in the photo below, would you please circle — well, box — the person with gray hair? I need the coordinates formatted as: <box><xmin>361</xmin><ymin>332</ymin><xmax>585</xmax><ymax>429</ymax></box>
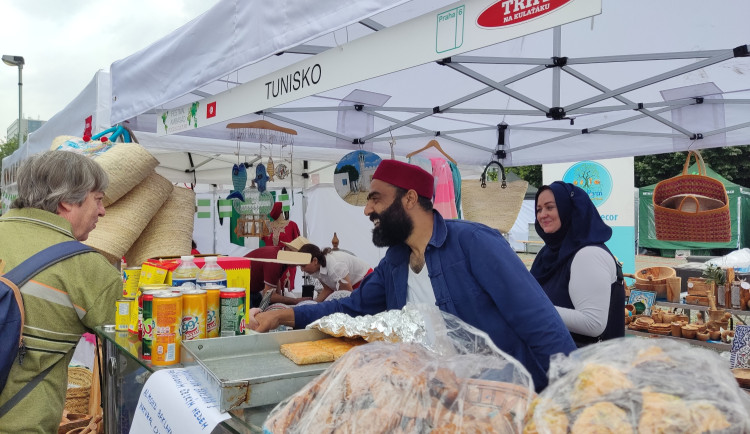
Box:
<box><xmin>0</xmin><ymin>150</ymin><xmax>122</xmax><ymax>432</ymax></box>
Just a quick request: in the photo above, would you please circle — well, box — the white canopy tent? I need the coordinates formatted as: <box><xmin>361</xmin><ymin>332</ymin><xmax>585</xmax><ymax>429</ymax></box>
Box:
<box><xmin>110</xmin><ymin>0</ymin><xmax>750</xmax><ymax>171</ymax></box>
<box><xmin>5</xmin><ymin>0</ymin><xmax>750</xmax><ymax>267</ymax></box>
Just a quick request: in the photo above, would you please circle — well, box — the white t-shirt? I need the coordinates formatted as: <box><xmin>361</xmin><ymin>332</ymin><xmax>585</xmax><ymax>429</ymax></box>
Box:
<box><xmin>311</xmin><ymin>251</ymin><xmax>372</xmax><ymax>290</ymax></box>
<box><xmin>406</xmin><ymin>263</ymin><xmax>436</xmax><ymax>305</ymax></box>
<box><xmin>554</xmin><ymin>246</ymin><xmax>617</xmax><ymax>337</ymax></box>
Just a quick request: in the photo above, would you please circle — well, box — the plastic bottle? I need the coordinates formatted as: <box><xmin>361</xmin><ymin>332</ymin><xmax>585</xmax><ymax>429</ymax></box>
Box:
<box><xmin>197</xmin><ymin>256</ymin><xmax>228</xmax><ymax>288</ymax></box>
<box><xmin>172</xmin><ymin>255</ymin><xmax>200</xmax><ymax>287</ymax></box>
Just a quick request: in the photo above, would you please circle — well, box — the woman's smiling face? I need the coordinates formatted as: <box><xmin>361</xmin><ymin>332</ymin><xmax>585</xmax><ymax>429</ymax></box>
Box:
<box><xmin>536</xmin><ymin>189</ymin><xmax>561</xmax><ymax>234</ymax></box>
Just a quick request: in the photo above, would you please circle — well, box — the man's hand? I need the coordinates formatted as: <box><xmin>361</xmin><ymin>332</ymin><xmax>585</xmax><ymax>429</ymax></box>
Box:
<box><xmin>249</xmin><ymin>307</ymin><xmax>296</xmax><ymax>332</ymax></box>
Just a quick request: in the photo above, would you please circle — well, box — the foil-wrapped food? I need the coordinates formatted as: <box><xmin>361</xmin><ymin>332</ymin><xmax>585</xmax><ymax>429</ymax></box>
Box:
<box><xmin>306</xmin><ymin>305</ymin><xmax>427</xmax><ymax>344</ymax></box>
<box><xmin>524</xmin><ymin>338</ymin><xmax>750</xmax><ymax>433</ymax></box>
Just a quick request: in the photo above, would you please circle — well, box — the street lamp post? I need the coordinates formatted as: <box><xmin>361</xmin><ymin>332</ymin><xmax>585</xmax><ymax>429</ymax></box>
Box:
<box><xmin>2</xmin><ymin>55</ymin><xmax>25</xmax><ymax>147</ymax></box>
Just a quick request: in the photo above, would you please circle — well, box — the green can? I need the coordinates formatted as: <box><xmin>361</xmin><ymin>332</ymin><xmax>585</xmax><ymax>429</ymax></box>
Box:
<box><xmin>219</xmin><ymin>287</ymin><xmax>246</xmax><ymax>336</ymax></box>
<box><xmin>140</xmin><ymin>290</ymin><xmax>162</xmax><ymax>360</ymax></box>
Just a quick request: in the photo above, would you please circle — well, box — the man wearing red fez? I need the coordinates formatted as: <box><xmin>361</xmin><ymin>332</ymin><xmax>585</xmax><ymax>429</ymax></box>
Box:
<box><xmin>251</xmin><ymin>160</ymin><xmax>575</xmax><ymax>391</ymax></box>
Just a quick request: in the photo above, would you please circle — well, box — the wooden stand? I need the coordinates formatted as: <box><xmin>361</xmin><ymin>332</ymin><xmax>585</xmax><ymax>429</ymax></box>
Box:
<box><xmin>235</xmin><ymin>216</ymin><xmax>270</xmax><ymax>238</ymax></box>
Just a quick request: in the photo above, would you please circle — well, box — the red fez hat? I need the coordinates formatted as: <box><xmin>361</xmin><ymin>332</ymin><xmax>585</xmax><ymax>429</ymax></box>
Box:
<box><xmin>372</xmin><ymin>160</ymin><xmax>434</xmax><ymax>199</ymax></box>
<box><xmin>269</xmin><ymin>202</ymin><xmax>283</xmax><ymax>220</ymax></box>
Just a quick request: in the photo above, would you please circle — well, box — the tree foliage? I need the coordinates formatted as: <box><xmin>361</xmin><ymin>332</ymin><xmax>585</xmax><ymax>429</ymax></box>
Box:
<box><xmin>634</xmin><ymin>146</ymin><xmax>750</xmax><ymax>187</ymax></box>
<box><xmin>506</xmin><ymin>165</ymin><xmax>542</xmax><ymax>188</ymax></box>
<box><xmin>507</xmin><ymin>145</ymin><xmax>750</xmax><ymax>189</ymax></box>
<box><xmin>0</xmin><ymin>135</ymin><xmax>21</xmax><ymax>173</ymax></box>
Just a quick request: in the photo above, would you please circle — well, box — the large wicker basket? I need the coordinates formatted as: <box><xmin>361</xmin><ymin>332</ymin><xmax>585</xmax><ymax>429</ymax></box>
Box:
<box><xmin>652</xmin><ymin>150</ymin><xmax>730</xmax><ymax>242</ymax></box>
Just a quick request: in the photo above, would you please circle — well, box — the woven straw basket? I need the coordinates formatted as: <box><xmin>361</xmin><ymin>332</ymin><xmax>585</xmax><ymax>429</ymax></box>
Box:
<box><xmin>653</xmin><ymin>150</ymin><xmax>730</xmax><ymax>242</ymax></box>
<box><xmin>94</xmin><ymin>142</ymin><xmax>159</xmax><ymax>207</ymax></box>
<box><xmin>125</xmin><ymin>186</ymin><xmax>196</xmax><ymax>266</ymax></box>
<box><xmin>461</xmin><ymin>179</ymin><xmax>528</xmax><ymax>234</ymax></box>
<box><xmin>85</xmin><ymin>171</ymin><xmax>173</xmax><ymax>263</ymax></box>
<box><xmin>64</xmin><ymin>367</ymin><xmax>92</xmax><ymax>415</ymax></box>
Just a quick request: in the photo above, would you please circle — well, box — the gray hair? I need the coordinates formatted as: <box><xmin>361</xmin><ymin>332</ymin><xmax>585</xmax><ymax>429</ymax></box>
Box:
<box><xmin>12</xmin><ymin>151</ymin><xmax>108</xmax><ymax>213</ymax></box>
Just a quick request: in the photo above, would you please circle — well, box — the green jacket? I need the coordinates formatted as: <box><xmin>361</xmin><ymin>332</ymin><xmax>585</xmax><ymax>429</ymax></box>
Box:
<box><xmin>0</xmin><ymin>208</ymin><xmax>122</xmax><ymax>433</ymax></box>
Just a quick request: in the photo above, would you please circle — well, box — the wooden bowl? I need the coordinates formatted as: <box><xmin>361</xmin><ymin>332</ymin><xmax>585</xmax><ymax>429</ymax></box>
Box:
<box><xmin>682</xmin><ymin>324</ymin><xmax>699</xmax><ymax>339</ymax></box>
<box><xmin>697</xmin><ymin>331</ymin><xmax>710</xmax><ymax>341</ymax></box>
<box><xmin>635</xmin><ymin>266</ymin><xmax>677</xmax><ymax>284</ymax></box>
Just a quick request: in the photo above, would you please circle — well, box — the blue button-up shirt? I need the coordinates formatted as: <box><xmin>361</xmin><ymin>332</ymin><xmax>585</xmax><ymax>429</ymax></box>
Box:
<box><xmin>294</xmin><ymin>211</ymin><xmax>575</xmax><ymax>391</ymax></box>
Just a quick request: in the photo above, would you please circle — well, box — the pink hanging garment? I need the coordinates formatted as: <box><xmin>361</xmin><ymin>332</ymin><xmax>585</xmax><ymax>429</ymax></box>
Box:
<box><xmin>430</xmin><ymin>157</ymin><xmax>458</xmax><ymax>219</ymax></box>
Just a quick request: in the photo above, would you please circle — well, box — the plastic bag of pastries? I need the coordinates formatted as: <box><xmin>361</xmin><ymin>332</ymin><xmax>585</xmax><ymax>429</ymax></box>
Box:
<box><xmin>264</xmin><ymin>305</ymin><xmax>535</xmax><ymax>433</ymax></box>
<box><xmin>523</xmin><ymin>338</ymin><xmax>750</xmax><ymax>433</ymax></box>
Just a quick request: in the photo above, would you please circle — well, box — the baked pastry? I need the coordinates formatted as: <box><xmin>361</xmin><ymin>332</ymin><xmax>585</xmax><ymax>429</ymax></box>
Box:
<box><xmin>280</xmin><ymin>337</ymin><xmax>365</xmax><ymax>365</ymax></box>
<box><xmin>266</xmin><ymin>342</ymin><xmax>533</xmax><ymax>433</ymax></box>
<box><xmin>571</xmin><ymin>402</ymin><xmax>634</xmax><ymax>433</ymax></box>
<box><xmin>280</xmin><ymin>341</ymin><xmax>335</xmax><ymax>365</ymax></box>
<box><xmin>570</xmin><ymin>364</ymin><xmax>633</xmax><ymax>407</ymax></box>
<box><xmin>638</xmin><ymin>392</ymin><xmax>686</xmax><ymax>434</ymax></box>
<box><xmin>522</xmin><ymin>398</ymin><xmax>568</xmax><ymax>434</ymax></box>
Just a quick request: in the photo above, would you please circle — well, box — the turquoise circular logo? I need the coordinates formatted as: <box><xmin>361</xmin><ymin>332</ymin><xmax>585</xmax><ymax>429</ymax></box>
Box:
<box><xmin>562</xmin><ymin>161</ymin><xmax>612</xmax><ymax>207</ymax></box>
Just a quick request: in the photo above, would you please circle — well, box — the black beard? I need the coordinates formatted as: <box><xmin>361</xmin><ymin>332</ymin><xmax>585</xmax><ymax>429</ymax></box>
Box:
<box><xmin>370</xmin><ymin>198</ymin><xmax>413</xmax><ymax>247</ymax></box>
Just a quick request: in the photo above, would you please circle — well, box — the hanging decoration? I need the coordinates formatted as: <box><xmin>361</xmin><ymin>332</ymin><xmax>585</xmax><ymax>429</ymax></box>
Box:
<box><xmin>226</xmin><ymin>119</ymin><xmax>297</xmax><ymax>237</ymax></box>
<box><xmin>275</xmin><ymin>163</ymin><xmax>290</xmax><ymax>180</ymax></box>
<box><xmin>266</xmin><ymin>155</ymin><xmax>275</xmax><ymax>182</ymax></box>
<box><xmin>333</xmin><ymin>150</ymin><xmax>382</xmax><ymax>206</ymax></box>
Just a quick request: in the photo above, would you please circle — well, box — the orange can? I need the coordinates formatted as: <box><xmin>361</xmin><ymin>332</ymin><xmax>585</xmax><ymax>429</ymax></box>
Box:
<box><xmin>203</xmin><ymin>284</ymin><xmax>223</xmax><ymax>338</ymax></box>
<box><xmin>152</xmin><ymin>292</ymin><xmax>183</xmax><ymax>366</ymax></box>
<box><xmin>181</xmin><ymin>289</ymin><xmax>207</xmax><ymax>341</ymax></box>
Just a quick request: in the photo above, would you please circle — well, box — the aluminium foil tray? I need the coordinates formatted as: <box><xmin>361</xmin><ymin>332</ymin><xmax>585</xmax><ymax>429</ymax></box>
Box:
<box><xmin>181</xmin><ymin>329</ymin><xmax>332</xmax><ymax>412</ymax></box>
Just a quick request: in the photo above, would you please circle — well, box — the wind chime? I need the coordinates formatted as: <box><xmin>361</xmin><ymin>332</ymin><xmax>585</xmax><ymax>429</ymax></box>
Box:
<box><xmin>226</xmin><ymin>120</ymin><xmax>297</xmax><ymax>238</ymax></box>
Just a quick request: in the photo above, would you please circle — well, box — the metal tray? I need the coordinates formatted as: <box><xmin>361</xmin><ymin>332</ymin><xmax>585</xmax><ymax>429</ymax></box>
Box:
<box><xmin>181</xmin><ymin>329</ymin><xmax>333</xmax><ymax>412</ymax></box>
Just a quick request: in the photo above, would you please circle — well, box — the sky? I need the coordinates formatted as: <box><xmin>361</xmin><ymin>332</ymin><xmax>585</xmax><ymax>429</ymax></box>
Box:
<box><xmin>0</xmin><ymin>0</ymin><xmax>219</xmax><ymax>142</ymax></box>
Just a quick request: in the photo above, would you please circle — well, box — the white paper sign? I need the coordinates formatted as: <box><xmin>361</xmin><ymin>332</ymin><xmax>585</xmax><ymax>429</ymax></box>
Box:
<box><xmin>130</xmin><ymin>368</ymin><xmax>229</xmax><ymax>434</ymax></box>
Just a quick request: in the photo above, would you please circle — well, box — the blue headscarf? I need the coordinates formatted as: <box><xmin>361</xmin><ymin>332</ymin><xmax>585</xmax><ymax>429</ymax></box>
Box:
<box><xmin>530</xmin><ymin>181</ymin><xmax>612</xmax><ymax>284</ymax></box>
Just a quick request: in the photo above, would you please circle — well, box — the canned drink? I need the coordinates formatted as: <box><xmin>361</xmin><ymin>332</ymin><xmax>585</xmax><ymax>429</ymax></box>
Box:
<box><xmin>122</xmin><ymin>267</ymin><xmax>141</xmax><ymax>298</ymax></box>
<box><xmin>115</xmin><ymin>299</ymin><xmax>130</xmax><ymax>331</ymax></box>
<box><xmin>181</xmin><ymin>289</ymin><xmax>207</xmax><ymax>341</ymax></box>
<box><xmin>127</xmin><ymin>297</ymin><xmax>140</xmax><ymax>335</ymax></box>
<box><xmin>152</xmin><ymin>292</ymin><xmax>183</xmax><ymax>366</ymax></box>
<box><xmin>203</xmin><ymin>285</ymin><xmax>223</xmax><ymax>338</ymax></box>
<box><xmin>220</xmin><ymin>288</ymin><xmax>246</xmax><ymax>337</ymax></box>
<box><xmin>140</xmin><ymin>290</ymin><xmax>163</xmax><ymax>361</ymax></box>
<box><xmin>137</xmin><ymin>284</ymin><xmax>170</xmax><ymax>339</ymax></box>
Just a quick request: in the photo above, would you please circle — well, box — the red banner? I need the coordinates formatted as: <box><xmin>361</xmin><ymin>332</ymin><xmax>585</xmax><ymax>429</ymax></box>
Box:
<box><xmin>477</xmin><ymin>0</ymin><xmax>572</xmax><ymax>28</ymax></box>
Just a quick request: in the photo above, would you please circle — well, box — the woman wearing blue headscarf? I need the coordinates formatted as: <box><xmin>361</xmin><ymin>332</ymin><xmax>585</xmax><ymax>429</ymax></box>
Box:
<box><xmin>530</xmin><ymin>181</ymin><xmax>625</xmax><ymax>347</ymax></box>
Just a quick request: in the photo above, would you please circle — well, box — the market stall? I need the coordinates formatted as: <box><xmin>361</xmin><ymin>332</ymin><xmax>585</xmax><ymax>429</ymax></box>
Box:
<box><xmin>10</xmin><ymin>0</ymin><xmax>750</xmax><ymax>432</ymax></box>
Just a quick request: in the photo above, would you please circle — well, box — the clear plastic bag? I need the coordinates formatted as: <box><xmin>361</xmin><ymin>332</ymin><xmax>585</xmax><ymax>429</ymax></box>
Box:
<box><xmin>264</xmin><ymin>305</ymin><xmax>534</xmax><ymax>433</ymax></box>
<box><xmin>524</xmin><ymin>338</ymin><xmax>750</xmax><ymax>433</ymax></box>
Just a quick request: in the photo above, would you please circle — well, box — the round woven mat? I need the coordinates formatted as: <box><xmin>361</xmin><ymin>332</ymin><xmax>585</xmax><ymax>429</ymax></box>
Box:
<box><xmin>461</xmin><ymin>179</ymin><xmax>528</xmax><ymax>234</ymax></box>
<box><xmin>125</xmin><ymin>186</ymin><xmax>196</xmax><ymax>266</ymax></box>
<box><xmin>65</xmin><ymin>367</ymin><xmax>92</xmax><ymax>415</ymax></box>
<box><xmin>85</xmin><ymin>171</ymin><xmax>173</xmax><ymax>263</ymax></box>
<box><xmin>94</xmin><ymin>142</ymin><xmax>159</xmax><ymax>207</ymax></box>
